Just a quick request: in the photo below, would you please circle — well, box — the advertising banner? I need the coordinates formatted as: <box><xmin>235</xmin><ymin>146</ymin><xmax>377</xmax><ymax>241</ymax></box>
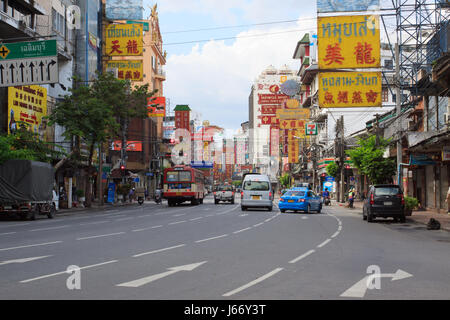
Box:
<box><xmin>112</xmin><ymin>141</ymin><xmax>143</xmax><ymax>152</ymax></box>
<box><xmin>148</xmin><ymin>96</ymin><xmax>166</xmax><ymax>117</ymax></box>
<box><xmin>318</xmin><ymin>72</ymin><xmax>381</xmax><ymax>108</ymax></box>
<box><xmin>105</xmin><ymin>24</ymin><xmax>143</xmax><ymax>56</ymax></box>
<box><xmin>306</xmin><ymin>123</ymin><xmax>318</xmax><ymax>135</ymax></box>
<box><xmin>261</xmin><ymin>105</ymin><xmax>280</xmax><ymax>114</ymax></box>
<box><xmin>8</xmin><ymin>85</ymin><xmax>47</xmax><ymax>136</ymax></box>
<box><xmin>317</xmin><ymin>0</ymin><xmax>380</xmax><ymax>13</ymax></box>
<box><xmin>288</xmin><ymin>130</ymin><xmax>300</xmax><ymax>164</ymax></box>
<box><xmin>106</xmin><ymin>60</ymin><xmax>143</xmax><ymax>81</ymax></box>
<box><xmin>258</xmin><ymin>93</ymin><xmax>289</xmax><ymax>105</ymax></box>
<box><xmin>261</xmin><ymin>115</ymin><xmax>280</xmax><ymax>125</ymax></box>
<box><xmin>276</xmin><ymin>108</ymin><xmax>310</xmax><ymax>120</ymax></box>
<box><xmin>106</xmin><ymin>0</ymin><xmax>143</xmax><ymax>20</ymax></box>
<box><xmin>280</xmin><ymin>119</ymin><xmax>307</xmax><ymax>130</ymax></box>
<box><xmin>318</xmin><ymin>15</ymin><xmax>380</xmax><ymax>69</ymax></box>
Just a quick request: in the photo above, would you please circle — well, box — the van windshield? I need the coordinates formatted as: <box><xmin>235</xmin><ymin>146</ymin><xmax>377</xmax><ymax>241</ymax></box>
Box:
<box><xmin>243</xmin><ymin>181</ymin><xmax>270</xmax><ymax>191</ymax></box>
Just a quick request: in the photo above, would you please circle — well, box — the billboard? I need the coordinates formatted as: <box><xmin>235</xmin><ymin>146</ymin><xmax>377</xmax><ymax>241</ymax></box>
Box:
<box><xmin>288</xmin><ymin>130</ymin><xmax>300</xmax><ymax>164</ymax></box>
<box><xmin>105</xmin><ymin>24</ymin><xmax>143</xmax><ymax>56</ymax></box>
<box><xmin>317</xmin><ymin>0</ymin><xmax>380</xmax><ymax>13</ymax></box>
<box><xmin>148</xmin><ymin>96</ymin><xmax>166</xmax><ymax>117</ymax></box>
<box><xmin>276</xmin><ymin>108</ymin><xmax>310</xmax><ymax>120</ymax></box>
<box><xmin>8</xmin><ymin>85</ymin><xmax>47</xmax><ymax>136</ymax></box>
<box><xmin>319</xmin><ymin>72</ymin><xmax>382</xmax><ymax>107</ymax></box>
<box><xmin>318</xmin><ymin>15</ymin><xmax>380</xmax><ymax>69</ymax></box>
<box><xmin>112</xmin><ymin>141</ymin><xmax>142</xmax><ymax>152</ymax></box>
<box><xmin>106</xmin><ymin>60</ymin><xmax>143</xmax><ymax>81</ymax></box>
<box><xmin>105</xmin><ymin>0</ymin><xmax>143</xmax><ymax>20</ymax></box>
<box><xmin>258</xmin><ymin>93</ymin><xmax>289</xmax><ymax>105</ymax></box>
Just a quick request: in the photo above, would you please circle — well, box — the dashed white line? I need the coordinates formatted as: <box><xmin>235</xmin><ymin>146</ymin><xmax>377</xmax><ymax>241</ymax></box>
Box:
<box><xmin>169</xmin><ymin>220</ymin><xmax>186</xmax><ymax>225</ymax></box>
<box><xmin>79</xmin><ymin>221</ymin><xmax>109</xmax><ymax>226</ymax></box>
<box><xmin>173</xmin><ymin>213</ymin><xmax>186</xmax><ymax>217</ymax></box>
<box><xmin>132</xmin><ymin>225</ymin><xmax>163</xmax><ymax>232</ymax></box>
<box><xmin>115</xmin><ymin>217</ymin><xmax>133</xmax><ymax>221</ymax></box>
<box><xmin>189</xmin><ymin>217</ymin><xmax>203</xmax><ymax>221</ymax></box>
<box><xmin>233</xmin><ymin>227</ymin><xmax>252</xmax><ymax>234</ymax></box>
<box><xmin>289</xmin><ymin>249</ymin><xmax>315</xmax><ymax>264</ymax></box>
<box><xmin>76</xmin><ymin>232</ymin><xmax>125</xmax><ymax>241</ymax></box>
<box><xmin>223</xmin><ymin>268</ymin><xmax>284</xmax><ymax>297</ymax></box>
<box><xmin>0</xmin><ymin>241</ymin><xmax>63</xmax><ymax>252</ymax></box>
<box><xmin>0</xmin><ymin>232</ymin><xmax>16</xmax><ymax>236</ymax></box>
<box><xmin>133</xmin><ymin>244</ymin><xmax>186</xmax><ymax>258</ymax></box>
<box><xmin>205</xmin><ymin>214</ymin><xmax>214</xmax><ymax>217</ymax></box>
<box><xmin>137</xmin><ymin>215</ymin><xmax>151</xmax><ymax>218</ymax></box>
<box><xmin>301</xmin><ymin>217</ymin><xmax>308</xmax><ymax>220</ymax></box>
<box><xmin>253</xmin><ymin>222</ymin><xmax>264</xmax><ymax>227</ymax></box>
<box><xmin>317</xmin><ymin>238</ymin><xmax>332</xmax><ymax>248</ymax></box>
<box><xmin>29</xmin><ymin>225</ymin><xmax>69</xmax><ymax>232</ymax></box>
<box><xmin>195</xmin><ymin>234</ymin><xmax>228</xmax><ymax>243</ymax></box>
<box><xmin>20</xmin><ymin>260</ymin><xmax>118</xmax><ymax>283</ymax></box>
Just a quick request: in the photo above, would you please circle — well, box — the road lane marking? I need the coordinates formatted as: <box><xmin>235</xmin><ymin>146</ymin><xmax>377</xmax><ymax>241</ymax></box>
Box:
<box><xmin>317</xmin><ymin>239</ymin><xmax>332</xmax><ymax>248</ymax></box>
<box><xmin>29</xmin><ymin>225</ymin><xmax>69</xmax><ymax>232</ymax></box>
<box><xmin>338</xmin><ymin>226</ymin><xmax>342</xmax><ymax>231</ymax></box>
<box><xmin>173</xmin><ymin>213</ymin><xmax>186</xmax><ymax>217</ymax></box>
<box><xmin>0</xmin><ymin>223</ymin><xmax>30</xmax><ymax>228</ymax></box>
<box><xmin>289</xmin><ymin>250</ymin><xmax>315</xmax><ymax>264</ymax></box>
<box><xmin>253</xmin><ymin>223</ymin><xmax>264</xmax><ymax>227</ymax></box>
<box><xmin>79</xmin><ymin>221</ymin><xmax>109</xmax><ymax>226</ymax></box>
<box><xmin>0</xmin><ymin>255</ymin><xmax>52</xmax><ymax>266</ymax></box>
<box><xmin>137</xmin><ymin>215</ymin><xmax>151</xmax><ymax>218</ymax></box>
<box><xmin>133</xmin><ymin>244</ymin><xmax>186</xmax><ymax>257</ymax></box>
<box><xmin>205</xmin><ymin>214</ymin><xmax>214</xmax><ymax>217</ymax></box>
<box><xmin>115</xmin><ymin>217</ymin><xmax>133</xmax><ymax>221</ymax></box>
<box><xmin>233</xmin><ymin>227</ymin><xmax>252</xmax><ymax>234</ymax></box>
<box><xmin>189</xmin><ymin>217</ymin><xmax>203</xmax><ymax>221</ymax></box>
<box><xmin>331</xmin><ymin>231</ymin><xmax>340</xmax><ymax>238</ymax></box>
<box><xmin>195</xmin><ymin>234</ymin><xmax>228</xmax><ymax>243</ymax></box>
<box><xmin>301</xmin><ymin>217</ymin><xmax>308</xmax><ymax>220</ymax></box>
<box><xmin>169</xmin><ymin>220</ymin><xmax>187</xmax><ymax>225</ymax></box>
<box><xmin>223</xmin><ymin>268</ymin><xmax>284</xmax><ymax>297</ymax></box>
<box><xmin>20</xmin><ymin>260</ymin><xmax>118</xmax><ymax>283</ymax></box>
<box><xmin>132</xmin><ymin>225</ymin><xmax>163</xmax><ymax>232</ymax></box>
<box><xmin>0</xmin><ymin>232</ymin><xmax>16</xmax><ymax>236</ymax></box>
<box><xmin>264</xmin><ymin>218</ymin><xmax>271</xmax><ymax>222</ymax></box>
<box><xmin>76</xmin><ymin>232</ymin><xmax>125</xmax><ymax>241</ymax></box>
<box><xmin>0</xmin><ymin>241</ymin><xmax>62</xmax><ymax>252</ymax></box>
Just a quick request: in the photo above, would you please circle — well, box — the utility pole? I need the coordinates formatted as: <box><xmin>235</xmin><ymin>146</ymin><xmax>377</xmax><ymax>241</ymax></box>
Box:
<box><xmin>98</xmin><ymin>143</ymin><xmax>104</xmax><ymax>206</ymax></box>
<box><xmin>374</xmin><ymin>113</ymin><xmax>380</xmax><ymax>147</ymax></box>
<box><xmin>339</xmin><ymin>115</ymin><xmax>345</xmax><ymax>203</ymax></box>
<box><xmin>395</xmin><ymin>43</ymin><xmax>402</xmax><ymax>187</ymax></box>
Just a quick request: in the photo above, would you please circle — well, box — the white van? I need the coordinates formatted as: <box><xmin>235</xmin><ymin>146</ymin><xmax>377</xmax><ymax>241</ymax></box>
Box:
<box><xmin>241</xmin><ymin>173</ymin><xmax>273</xmax><ymax>211</ymax></box>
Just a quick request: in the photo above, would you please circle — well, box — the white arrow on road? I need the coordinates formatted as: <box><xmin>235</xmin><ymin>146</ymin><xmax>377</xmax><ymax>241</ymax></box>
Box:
<box><xmin>340</xmin><ymin>269</ymin><xmax>413</xmax><ymax>298</ymax></box>
<box><xmin>0</xmin><ymin>255</ymin><xmax>52</xmax><ymax>266</ymax></box>
<box><xmin>116</xmin><ymin>261</ymin><xmax>207</xmax><ymax>288</ymax></box>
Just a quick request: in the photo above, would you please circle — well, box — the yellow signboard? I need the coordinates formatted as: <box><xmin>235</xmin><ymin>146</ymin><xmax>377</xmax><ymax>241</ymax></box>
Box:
<box><xmin>288</xmin><ymin>130</ymin><xmax>300</xmax><ymax>164</ymax></box>
<box><xmin>318</xmin><ymin>15</ymin><xmax>380</xmax><ymax>69</ymax></box>
<box><xmin>8</xmin><ymin>85</ymin><xmax>47</xmax><ymax>136</ymax></box>
<box><xmin>105</xmin><ymin>24</ymin><xmax>143</xmax><ymax>56</ymax></box>
<box><xmin>276</xmin><ymin>108</ymin><xmax>310</xmax><ymax>120</ymax></box>
<box><xmin>106</xmin><ymin>60</ymin><xmax>143</xmax><ymax>81</ymax></box>
<box><xmin>319</xmin><ymin>72</ymin><xmax>382</xmax><ymax>108</ymax></box>
<box><xmin>280</xmin><ymin>119</ymin><xmax>307</xmax><ymax>130</ymax></box>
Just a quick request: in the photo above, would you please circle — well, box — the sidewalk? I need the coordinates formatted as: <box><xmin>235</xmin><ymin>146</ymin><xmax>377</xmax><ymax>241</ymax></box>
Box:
<box><xmin>336</xmin><ymin>200</ymin><xmax>450</xmax><ymax>231</ymax></box>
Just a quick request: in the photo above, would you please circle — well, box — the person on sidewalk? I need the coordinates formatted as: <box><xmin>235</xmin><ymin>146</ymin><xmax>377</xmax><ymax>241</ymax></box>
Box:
<box><xmin>348</xmin><ymin>188</ymin><xmax>355</xmax><ymax>209</ymax></box>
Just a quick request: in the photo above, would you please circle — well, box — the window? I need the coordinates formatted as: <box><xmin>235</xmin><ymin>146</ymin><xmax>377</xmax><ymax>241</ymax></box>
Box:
<box><xmin>382</xmin><ymin>89</ymin><xmax>389</xmax><ymax>102</ymax></box>
<box><xmin>179</xmin><ymin>171</ymin><xmax>192</xmax><ymax>182</ymax></box>
<box><xmin>374</xmin><ymin>187</ymin><xmax>401</xmax><ymax>196</ymax></box>
<box><xmin>384</xmin><ymin>59</ymin><xmax>393</xmax><ymax>70</ymax></box>
<box><xmin>243</xmin><ymin>181</ymin><xmax>269</xmax><ymax>191</ymax></box>
<box><xmin>218</xmin><ymin>185</ymin><xmax>233</xmax><ymax>191</ymax></box>
<box><xmin>284</xmin><ymin>191</ymin><xmax>305</xmax><ymax>197</ymax></box>
<box><xmin>52</xmin><ymin>7</ymin><xmax>66</xmax><ymax>38</ymax></box>
<box><xmin>166</xmin><ymin>172</ymin><xmax>178</xmax><ymax>182</ymax></box>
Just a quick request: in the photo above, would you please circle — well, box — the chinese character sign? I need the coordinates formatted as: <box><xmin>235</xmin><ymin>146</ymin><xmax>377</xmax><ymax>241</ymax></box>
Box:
<box><xmin>105</xmin><ymin>24</ymin><xmax>143</xmax><ymax>56</ymax></box>
<box><xmin>8</xmin><ymin>85</ymin><xmax>47</xmax><ymax>136</ymax></box>
<box><xmin>148</xmin><ymin>97</ymin><xmax>166</xmax><ymax>117</ymax></box>
<box><xmin>319</xmin><ymin>72</ymin><xmax>382</xmax><ymax>108</ymax></box>
<box><xmin>106</xmin><ymin>60</ymin><xmax>143</xmax><ymax>81</ymax></box>
<box><xmin>318</xmin><ymin>15</ymin><xmax>380</xmax><ymax>69</ymax></box>
<box><xmin>288</xmin><ymin>130</ymin><xmax>300</xmax><ymax>164</ymax></box>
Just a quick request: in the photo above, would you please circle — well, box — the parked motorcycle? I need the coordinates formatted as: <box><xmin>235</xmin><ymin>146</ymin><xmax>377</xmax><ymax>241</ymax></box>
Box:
<box><xmin>154</xmin><ymin>189</ymin><xmax>162</xmax><ymax>204</ymax></box>
<box><xmin>137</xmin><ymin>196</ymin><xmax>144</xmax><ymax>205</ymax></box>
<box><xmin>323</xmin><ymin>196</ymin><xmax>331</xmax><ymax>206</ymax></box>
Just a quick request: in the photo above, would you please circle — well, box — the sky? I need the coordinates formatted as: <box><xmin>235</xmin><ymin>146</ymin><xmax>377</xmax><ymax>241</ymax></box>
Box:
<box><xmin>142</xmin><ymin>1</ymin><xmax>318</xmax><ymax>133</ymax></box>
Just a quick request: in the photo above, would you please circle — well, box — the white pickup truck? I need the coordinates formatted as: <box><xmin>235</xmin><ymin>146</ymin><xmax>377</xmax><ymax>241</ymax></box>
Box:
<box><xmin>214</xmin><ymin>185</ymin><xmax>235</xmax><ymax>204</ymax></box>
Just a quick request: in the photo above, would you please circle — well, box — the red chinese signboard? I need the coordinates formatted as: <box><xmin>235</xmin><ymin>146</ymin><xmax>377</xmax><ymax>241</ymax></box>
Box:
<box><xmin>258</xmin><ymin>94</ymin><xmax>289</xmax><ymax>105</ymax></box>
<box><xmin>113</xmin><ymin>141</ymin><xmax>143</xmax><ymax>152</ymax></box>
<box><xmin>148</xmin><ymin>96</ymin><xmax>166</xmax><ymax>117</ymax></box>
<box><xmin>261</xmin><ymin>105</ymin><xmax>279</xmax><ymax>114</ymax></box>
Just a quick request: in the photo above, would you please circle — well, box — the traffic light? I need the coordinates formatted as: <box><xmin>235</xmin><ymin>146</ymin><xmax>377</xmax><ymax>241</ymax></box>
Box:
<box><xmin>120</xmin><ymin>164</ymin><xmax>126</xmax><ymax>176</ymax></box>
<box><xmin>162</xmin><ymin>138</ymin><xmax>176</xmax><ymax>144</ymax></box>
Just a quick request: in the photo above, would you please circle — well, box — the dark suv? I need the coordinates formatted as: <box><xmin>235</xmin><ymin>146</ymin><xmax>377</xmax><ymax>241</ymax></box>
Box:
<box><xmin>363</xmin><ymin>185</ymin><xmax>405</xmax><ymax>223</ymax></box>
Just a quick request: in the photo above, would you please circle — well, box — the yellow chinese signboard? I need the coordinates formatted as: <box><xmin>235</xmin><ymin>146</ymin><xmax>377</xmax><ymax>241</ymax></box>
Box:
<box><xmin>8</xmin><ymin>85</ymin><xmax>47</xmax><ymax>135</ymax></box>
<box><xmin>319</xmin><ymin>72</ymin><xmax>382</xmax><ymax>108</ymax></box>
<box><xmin>280</xmin><ymin>119</ymin><xmax>307</xmax><ymax>130</ymax></box>
<box><xmin>276</xmin><ymin>108</ymin><xmax>310</xmax><ymax>120</ymax></box>
<box><xmin>105</xmin><ymin>24</ymin><xmax>143</xmax><ymax>56</ymax></box>
<box><xmin>318</xmin><ymin>15</ymin><xmax>380</xmax><ymax>69</ymax></box>
<box><xmin>288</xmin><ymin>130</ymin><xmax>300</xmax><ymax>164</ymax></box>
<box><xmin>106</xmin><ymin>60</ymin><xmax>143</xmax><ymax>81</ymax></box>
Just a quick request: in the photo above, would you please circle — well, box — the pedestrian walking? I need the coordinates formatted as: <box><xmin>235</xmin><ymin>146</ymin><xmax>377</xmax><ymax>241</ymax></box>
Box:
<box><xmin>129</xmin><ymin>187</ymin><xmax>135</xmax><ymax>203</ymax></box>
<box><xmin>348</xmin><ymin>188</ymin><xmax>355</xmax><ymax>209</ymax></box>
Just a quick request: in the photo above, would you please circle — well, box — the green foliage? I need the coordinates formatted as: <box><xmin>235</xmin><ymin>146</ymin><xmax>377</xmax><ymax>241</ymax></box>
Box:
<box><xmin>346</xmin><ymin>135</ymin><xmax>396</xmax><ymax>184</ymax></box>
<box><xmin>232</xmin><ymin>181</ymin><xmax>241</xmax><ymax>187</ymax></box>
<box><xmin>404</xmin><ymin>196</ymin><xmax>419</xmax><ymax>210</ymax></box>
<box><xmin>279</xmin><ymin>173</ymin><xmax>291</xmax><ymax>187</ymax></box>
<box><xmin>326</xmin><ymin>161</ymin><xmax>339</xmax><ymax>178</ymax></box>
<box><xmin>0</xmin><ymin>123</ymin><xmax>65</xmax><ymax>165</ymax></box>
<box><xmin>76</xmin><ymin>189</ymin><xmax>85</xmax><ymax>198</ymax></box>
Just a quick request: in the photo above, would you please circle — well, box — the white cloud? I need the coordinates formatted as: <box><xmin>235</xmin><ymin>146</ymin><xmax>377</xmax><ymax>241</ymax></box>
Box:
<box><xmin>164</xmin><ymin>15</ymin><xmax>316</xmax><ymax>130</ymax></box>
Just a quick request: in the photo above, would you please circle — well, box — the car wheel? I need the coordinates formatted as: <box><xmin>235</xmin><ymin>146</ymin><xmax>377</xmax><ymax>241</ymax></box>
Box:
<box><xmin>281</xmin><ymin>209</ymin><xmax>286</xmax><ymax>213</ymax></box>
<box><xmin>307</xmin><ymin>205</ymin><xmax>311</xmax><ymax>214</ymax></box>
<box><xmin>47</xmin><ymin>204</ymin><xmax>56</xmax><ymax>219</ymax></box>
<box><xmin>241</xmin><ymin>206</ymin><xmax>247</xmax><ymax>211</ymax></box>
<box><xmin>268</xmin><ymin>206</ymin><xmax>273</xmax><ymax>212</ymax></box>
<box><xmin>317</xmin><ymin>205</ymin><xmax>322</xmax><ymax>214</ymax></box>
<box><xmin>367</xmin><ymin>211</ymin><xmax>374</xmax><ymax>223</ymax></box>
<box><xmin>399</xmin><ymin>215</ymin><xmax>406</xmax><ymax>223</ymax></box>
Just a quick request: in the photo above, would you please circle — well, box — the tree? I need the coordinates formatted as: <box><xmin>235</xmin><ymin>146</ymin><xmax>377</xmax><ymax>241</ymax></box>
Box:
<box><xmin>346</xmin><ymin>135</ymin><xmax>396</xmax><ymax>185</ymax></box>
<box><xmin>47</xmin><ymin>73</ymin><xmax>156</xmax><ymax>207</ymax></box>
<box><xmin>326</xmin><ymin>161</ymin><xmax>339</xmax><ymax>178</ymax></box>
<box><xmin>279</xmin><ymin>173</ymin><xmax>291</xmax><ymax>188</ymax></box>
<box><xmin>0</xmin><ymin>122</ymin><xmax>65</xmax><ymax>165</ymax></box>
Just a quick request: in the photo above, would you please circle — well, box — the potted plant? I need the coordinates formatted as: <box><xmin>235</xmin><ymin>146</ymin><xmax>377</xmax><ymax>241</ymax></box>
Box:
<box><xmin>404</xmin><ymin>196</ymin><xmax>419</xmax><ymax>216</ymax></box>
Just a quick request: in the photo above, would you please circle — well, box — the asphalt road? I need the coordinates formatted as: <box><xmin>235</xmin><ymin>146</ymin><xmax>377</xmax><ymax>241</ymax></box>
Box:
<box><xmin>0</xmin><ymin>195</ymin><xmax>449</xmax><ymax>300</ymax></box>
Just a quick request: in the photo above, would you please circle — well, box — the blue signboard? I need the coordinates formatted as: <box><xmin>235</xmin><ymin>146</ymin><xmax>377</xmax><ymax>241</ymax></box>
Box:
<box><xmin>190</xmin><ymin>161</ymin><xmax>214</xmax><ymax>169</ymax></box>
<box><xmin>317</xmin><ymin>0</ymin><xmax>380</xmax><ymax>13</ymax></box>
<box><xmin>134</xmin><ymin>177</ymin><xmax>140</xmax><ymax>183</ymax></box>
<box><xmin>410</xmin><ymin>154</ymin><xmax>436</xmax><ymax>166</ymax></box>
<box><xmin>107</xmin><ymin>183</ymin><xmax>115</xmax><ymax>203</ymax></box>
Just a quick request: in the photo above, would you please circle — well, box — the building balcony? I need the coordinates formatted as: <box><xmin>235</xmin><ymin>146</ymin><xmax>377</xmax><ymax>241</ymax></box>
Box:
<box><xmin>0</xmin><ymin>1</ymin><xmax>46</xmax><ymax>40</ymax></box>
<box><xmin>154</xmin><ymin>67</ymin><xmax>166</xmax><ymax>79</ymax></box>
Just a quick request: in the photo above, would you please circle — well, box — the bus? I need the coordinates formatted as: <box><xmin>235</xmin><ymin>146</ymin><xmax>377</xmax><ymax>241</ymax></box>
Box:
<box><xmin>163</xmin><ymin>165</ymin><xmax>205</xmax><ymax>206</ymax></box>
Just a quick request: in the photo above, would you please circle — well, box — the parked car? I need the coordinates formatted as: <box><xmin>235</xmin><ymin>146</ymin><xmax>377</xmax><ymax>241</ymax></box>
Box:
<box><xmin>214</xmin><ymin>185</ymin><xmax>235</xmax><ymax>204</ymax></box>
<box><xmin>363</xmin><ymin>184</ymin><xmax>405</xmax><ymax>223</ymax></box>
<box><xmin>241</xmin><ymin>173</ymin><xmax>273</xmax><ymax>211</ymax></box>
<box><xmin>278</xmin><ymin>188</ymin><xmax>322</xmax><ymax>214</ymax></box>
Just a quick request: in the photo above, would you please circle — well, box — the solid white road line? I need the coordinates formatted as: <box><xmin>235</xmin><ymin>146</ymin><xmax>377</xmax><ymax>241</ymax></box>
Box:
<box><xmin>168</xmin><ymin>220</ymin><xmax>186</xmax><ymax>225</ymax></box>
<box><xmin>0</xmin><ymin>232</ymin><xmax>16</xmax><ymax>236</ymax></box>
<box><xmin>76</xmin><ymin>232</ymin><xmax>125</xmax><ymax>241</ymax></box>
<box><xmin>223</xmin><ymin>268</ymin><xmax>284</xmax><ymax>297</ymax></box>
<box><xmin>233</xmin><ymin>227</ymin><xmax>252</xmax><ymax>234</ymax></box>
<box><xmin>253</xmin><ymin>223</ymin><xmax>264</xmax><ymax>227</ymax></box>
<box><xmin>79</xmin><ymin>221</ymin><xmax>109</xmax><ymax>226</ymax></box>
<box><xmin>173</xmin><ymin>213</ymin><xmax>186</xmax><ymax>217</ymax></box>
<box><xmin>0</xmin><ymin>223</ymin><xmax>30</xmax><ymax>228</ymax></box>
<box><xmin>0</xmin><ymin>241</ymin><xmax>62</xmax><ymax>252</ymax></box>
<box><xmin>317</xmin><ymin>239</ymin><xmax>332</xmax><ymax>248</ymax></box>
<box><xmin>133</xmin><ymin>244</ymin><xmax>186</xmax><ymax>258</ymax></box>
<box><xmin>132</xmin><ymin>225</ymin><xmax>163</xmax><ymax>232</ymax></box>
<box><xmin>189</xmin><ymin>217</ymin><xmax>203</xmax><ymax>221</ymax></box>
<box><xmin>20</xmin><ymin>260</ymin><xmax>118</xmax><ymax>283</ymax></box>
<box><xmin>0</xmin><ymin>255</ymin><xmax>52</xmax><ymax>266</ymax></box>
<box><xmin>195</xmin><ymin>234</ymin><xmax>228</xmax><ymax>243</ymax></box>
<box><xmin>331</xmin><ymin>231</ymin><xmax>340</xmax><ymax>238</ymax></box>
<box><xmin>115</xmin><ymin>217</ymin><xmax>133</xmax><ymax>221</ymax></box>
<box><xmin>29</xmin><ymin>225</ymin><xmax>69</xmax><ymax>232</ymax></box>
<box><xmin>264</xmin><ymin>218</ymin><xmax>271</xmax><ymax>222</ymax></box>
<box><xmin>289</xmin><ymin>250</ymin><xmax>315</xmax><ymax>264</ymax></box>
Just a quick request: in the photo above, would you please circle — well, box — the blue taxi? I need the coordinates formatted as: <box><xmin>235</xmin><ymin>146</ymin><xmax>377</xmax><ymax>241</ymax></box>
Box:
<box><xmin>278</xmin><ymin>187</ymin><xmax>322</xmax><ymax>213</ymax></box>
